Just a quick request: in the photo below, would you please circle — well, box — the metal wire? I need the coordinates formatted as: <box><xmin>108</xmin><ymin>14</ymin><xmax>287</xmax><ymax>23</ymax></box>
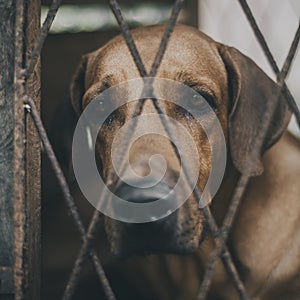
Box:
<box><xmin>109</xmin><ymin>0</ymin><xmax>147</xmax><ymax>77</ymax></box>
<box><xmin>24</xmin><ymin>0</ymin><xmax>63</xmax><ymax>80</ymax></box>
<box><xmin>12</xmin><ymin>0</ymin><xmax>300</xmax><ymax>299</ymax></box>
<box><xmin>149</xmin><ymin>0</ymin><xmax>185</xmax><ymax>77</ymax></box>
<box><xmin>24</xmin><ymin>96</ymin><xmax>116</xmax><ymax>300</ymax></box>
<box><xmin>279</xmin><ymin>21</ymin><xmax>300</xmax><ymax>83</ymax></box>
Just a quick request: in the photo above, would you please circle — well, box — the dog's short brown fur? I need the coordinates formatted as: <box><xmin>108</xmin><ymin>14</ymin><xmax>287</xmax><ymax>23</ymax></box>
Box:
<box><xmin>67</xmin><ymin>25</ymin><xmax>300</xmax><ymax>299</ymax></box>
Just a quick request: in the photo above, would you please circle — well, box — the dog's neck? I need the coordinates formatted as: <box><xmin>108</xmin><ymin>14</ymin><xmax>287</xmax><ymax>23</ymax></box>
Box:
<box><xmin>201</xmin><ymin>133</ymin><xmax>300</xmax><ymax>296</ymax></box>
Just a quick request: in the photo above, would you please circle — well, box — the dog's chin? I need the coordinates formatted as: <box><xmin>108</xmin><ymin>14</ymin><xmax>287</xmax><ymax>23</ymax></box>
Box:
<box><xmin>106</xmin><ymin>225</ymin><xmax>203</xmax><ymax>258</ymax></box>
<box><xmin>105</xmin><ymin>208</ymin><xmax>206</xmax><ymax>258</ymax></box>
<box><xmin>110</xmin><ymin>239</ymin><xmax>199</xmax><ymax>259</ymax></box>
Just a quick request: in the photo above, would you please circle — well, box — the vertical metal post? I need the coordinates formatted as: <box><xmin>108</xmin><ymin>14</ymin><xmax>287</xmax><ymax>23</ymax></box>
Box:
<box><xmin>13</xmin><ymin>0</ymin><xmax>41</xmax><ymax>299</ymax></box>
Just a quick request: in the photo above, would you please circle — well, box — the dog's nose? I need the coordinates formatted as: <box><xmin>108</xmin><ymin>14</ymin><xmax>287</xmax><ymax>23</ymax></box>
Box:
<box><xmin>114</xmin><ymin>178</ymin><xmax>172</xmax><ymax>204</ymax></box>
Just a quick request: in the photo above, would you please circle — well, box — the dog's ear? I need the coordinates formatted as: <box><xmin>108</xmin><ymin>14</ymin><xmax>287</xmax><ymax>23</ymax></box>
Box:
<box><xmin>70</xmin><ymin>54</ymin><xmax>89</xmax><ymax>116</ymax></box>
<box><xmin>218</xmin><ymin>45</ymin><xmax>290</xmax><ymax>176</ymax></box>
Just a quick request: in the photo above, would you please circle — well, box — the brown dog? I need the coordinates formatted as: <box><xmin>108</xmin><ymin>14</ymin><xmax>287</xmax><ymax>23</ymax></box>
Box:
<box><xmin>67</xmin><ymin>25</ymin><xmax>300</xmax><ymax>299</ymax></box>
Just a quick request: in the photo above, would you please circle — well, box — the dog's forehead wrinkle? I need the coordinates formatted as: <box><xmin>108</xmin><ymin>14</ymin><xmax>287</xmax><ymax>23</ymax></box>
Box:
<box><xmin>101</xmin><ymin>74</ymin><xmax>114</xmax><ymax>87</ymax></box>
<box><xmin>174</xmin><ymin>71</ymin><xmax>221</xmax><ymax>97</ymax></box>
<box><xmin>88</xmin><ymin>25</ymin><xmax>225</xmax><ymax>82</ymax></box>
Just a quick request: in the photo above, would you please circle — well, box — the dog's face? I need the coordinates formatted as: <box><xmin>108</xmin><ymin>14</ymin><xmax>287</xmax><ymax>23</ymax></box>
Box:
<box><xmin>70</xmin><ymin>25</ymin><xmax>289</xmax><ymax>257</ymax></box>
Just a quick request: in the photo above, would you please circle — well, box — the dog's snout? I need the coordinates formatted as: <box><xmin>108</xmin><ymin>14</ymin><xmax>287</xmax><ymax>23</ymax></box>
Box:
<box><xmin>114</xmin><ymin>178</ymin><xmax>172</xmax><ymax>204</ymax></box>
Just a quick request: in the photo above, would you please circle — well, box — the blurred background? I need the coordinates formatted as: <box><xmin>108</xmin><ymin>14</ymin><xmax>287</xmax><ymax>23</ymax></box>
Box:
<box><xmin>41</xmin><ymin>0</ymin><xmax>299</xmax><ymax>298</ymax></box>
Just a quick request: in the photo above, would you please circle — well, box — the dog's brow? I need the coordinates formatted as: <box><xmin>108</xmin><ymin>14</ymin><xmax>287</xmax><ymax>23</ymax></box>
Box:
<box><xmin>99</xmin><ymin>74</ymin><xmax>115</xmax><ymax>90</ymax></box>
<box><xmin>176</xmin><ymin>72</ymin><xmax>206</xmax><ymax>90</ymax></box>
<box><xmin>182</xmin><ymin>79</ymin><xmax>217</xmax><ymax>99</ymax></box>
<box><xmin>185</xmin><ymin>81</ymin><xmax>198</xmax><ymax>88</ymax></box>
<box><xmin>177</xmin><ymin>73</ymin><xmax>220</xmax><ymax>100</ymax></box>
<box><xmin>83</xmin><ymin>75</ymin><xmax>116</xmax><ymax>106</ymax></box>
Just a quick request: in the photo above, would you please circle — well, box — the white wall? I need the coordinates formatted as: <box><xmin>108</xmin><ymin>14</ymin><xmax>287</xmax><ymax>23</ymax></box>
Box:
<box><xmin>198</xmin><ymin>0</ymin><xmax>300</xmax><ymax>136</ymax></box>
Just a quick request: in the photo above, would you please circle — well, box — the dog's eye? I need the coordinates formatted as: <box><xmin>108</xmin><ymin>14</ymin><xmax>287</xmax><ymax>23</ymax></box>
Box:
<box><xmin>90</xmin><ymin>94</ymin><xmax>115</xmax><ymax>124</ymax></box>
<box><xmin>94</xmin><ymin>100</ymin><xmax>115</xmax><ymax>126</ymax></box>
<box><xmin>93</xmin><ymin>94</ymin><xmax>113</xmax><ymax>113</ymax></box>
<box><xmin>184</xmin><ymin>93</ymin><xmax>209</xmax><ymax>114</ymax></box>
<box><xmin>191</xmin><ymin>91</ymin><xmax>218</xmax><ymax>112</ymax></box>
<box><xmin>189</xmin><ymin>94</ymin><xmax>205</xmax><ymax>108</ymax></box>
<box><xmin>98</xmin><ymin>100</ymin><xmax>105</xmax><ymax>112</ymax></box>
<box><xmin>94</xmin><ymin>98</ymin><xmax>108</xmax><ymax>115</ymax></box>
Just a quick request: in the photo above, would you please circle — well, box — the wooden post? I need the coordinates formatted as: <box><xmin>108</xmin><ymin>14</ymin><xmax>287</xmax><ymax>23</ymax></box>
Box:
<box><xmin>0</xmin><ymin>1</ymin><xmax>17</xmax><ymax>299</ymax></box>
<box><xmin>0</xmin><ymin>0</ymin><xmax>41</xmax><ymax>299</ymax></box>
<box><xmin>14</xmin><ymin>0</ymin><xmax>41</xmax><ymax>298</ymax></box>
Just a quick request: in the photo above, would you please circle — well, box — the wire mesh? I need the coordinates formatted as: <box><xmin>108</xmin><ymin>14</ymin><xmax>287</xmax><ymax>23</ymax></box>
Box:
<box><xmin>13</xmin><ymin>0</ymin><xmax>300</xmax><ymax>299</ymax></box>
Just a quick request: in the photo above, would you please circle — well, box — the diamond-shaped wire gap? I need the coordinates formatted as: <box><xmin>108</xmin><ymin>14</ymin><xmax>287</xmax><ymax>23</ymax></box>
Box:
<box><xmin>92</xmin><ymin>0</ymin><xmax>185</xmax><ymax>182</ymax></box>
<box><xmin>237</xmin><ymin>0</ymin><xmax>300</xmax><ymax>127</ymax></box>
<box><xmin>108</xmin><ymin>0</ymin><xmax>186</xmax><ymax>179</ymax></box>
<box><xmin>61</xmin><ymin>1</ymin><xmax>185</xmax><ymax>299</ymax></box>
<box><xmin>197</xmin><ymin>18</ymin><xmax>300</xmax><ymax>300</ymax></box>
